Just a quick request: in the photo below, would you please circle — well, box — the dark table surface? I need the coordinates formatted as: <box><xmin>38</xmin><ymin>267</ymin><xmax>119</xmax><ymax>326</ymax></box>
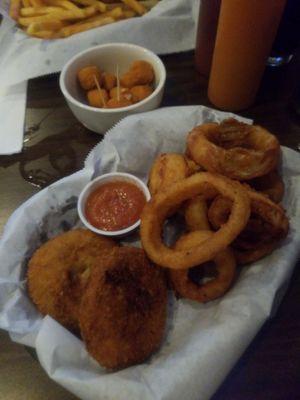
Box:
<box><xmin>0</xmin><ymin>49</ymin><xmax>300</xmax><ymax>400</ymax></box>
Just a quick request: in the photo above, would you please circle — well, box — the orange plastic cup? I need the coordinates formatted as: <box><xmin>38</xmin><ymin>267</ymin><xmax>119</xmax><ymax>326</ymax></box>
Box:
<box><xmin>195</xmin><ymin>0</ymin><xmax>221</xmax><ymax>77</ymax></box>
<box><xmin>208</xmin><ymin>0</ymin><xmax>287</xmax><ymax>111</ymax></box>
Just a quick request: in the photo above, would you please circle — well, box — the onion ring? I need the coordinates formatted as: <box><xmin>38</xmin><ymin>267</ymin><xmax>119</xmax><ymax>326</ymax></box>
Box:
<box><xmin>208</xmin><ymin>196</ymin><xmax>232</xmax><ymax>231</ymax></box>
<box><xmin>186</xmin><ymin>118</ymin><xmax>280</xmax><ymax>180</ymax></box>
<box><xmin>140</xmin><ymin>172</ymin><xmax>250</xmax><ymax>270</ymax></box>
<box><xmin>184</xmin><ymin>195</ymin><xmax>211</xmax><ymax>231</ymax></box>
<box><xmin>245</xmin><ymin>170</ymin><xmax>284</xmax><ymax>203</ymax></box>
<box><xmin>169</xmin><ymin>231</ymin><xmax>236</xmax><ymax>302</ymax></box>
<box><xmin>208</xmin><ymin>190</ymin><xmax>289</xmax><ymax>264</ymax></box>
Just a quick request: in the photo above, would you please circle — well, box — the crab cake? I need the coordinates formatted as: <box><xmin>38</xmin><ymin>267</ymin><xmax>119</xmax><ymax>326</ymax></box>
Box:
<box><xmin>27</xmin><ymin>229</ymin><xmax>117</xmax><ymax>332</ymax></box>
<box><xmin>79</xmin><ymin>247</ymin><xmax>168</xmax><ymax>369</ymax></box>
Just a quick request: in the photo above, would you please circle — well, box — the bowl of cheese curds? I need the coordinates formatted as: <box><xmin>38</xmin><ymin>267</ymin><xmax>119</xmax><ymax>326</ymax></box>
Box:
<box><xmin>59</xmin><ymin>43</ymin><xmax>166</xmax><ymax>134</ymax></box>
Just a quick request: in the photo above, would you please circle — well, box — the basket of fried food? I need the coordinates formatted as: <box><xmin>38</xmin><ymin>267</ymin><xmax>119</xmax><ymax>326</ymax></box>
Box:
<box><xmin>9</xmin><ymin>0</ymin><xmax>160</xmax><ymax>39</ymax></box>
<box><xmin>26</xmin><ymin>118</ymin><xmax>289</xmax><ymax>371</ymax></box>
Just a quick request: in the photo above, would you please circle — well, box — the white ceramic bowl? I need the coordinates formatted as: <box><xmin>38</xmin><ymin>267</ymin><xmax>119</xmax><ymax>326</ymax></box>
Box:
<box><xmin>59</xmin><ymin>43</ymin><xmax>166</xmax><ymax>134</ymax></box>
<box><xmin>78</xmin><ymin>172</ymin><xmax>151</xmax><ymax>237</ymax></box>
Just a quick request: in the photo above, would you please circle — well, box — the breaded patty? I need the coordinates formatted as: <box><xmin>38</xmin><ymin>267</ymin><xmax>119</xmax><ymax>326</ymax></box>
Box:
<box><xmin>27</xmin><ymin>229</ymin><xmax>117</xmax><ymax>332</ymax></box>
<box><xmin>79</xmin><ymin>247</ymin><xmax>168</xmax><ymax>369</ymax></box>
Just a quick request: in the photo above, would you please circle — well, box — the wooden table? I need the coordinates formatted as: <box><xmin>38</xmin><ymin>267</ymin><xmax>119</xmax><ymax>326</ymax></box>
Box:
<box><xmin>1</xmin><ymin>49</ymin><xmax>300</xmax><ymax>400</ymax></box>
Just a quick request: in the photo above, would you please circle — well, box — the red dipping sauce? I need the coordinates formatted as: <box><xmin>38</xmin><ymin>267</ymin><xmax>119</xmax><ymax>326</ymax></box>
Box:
<box><xmin>85</xmin><ymin>180</ymin><xmax>146</xmax><ymax>231</ymax></box>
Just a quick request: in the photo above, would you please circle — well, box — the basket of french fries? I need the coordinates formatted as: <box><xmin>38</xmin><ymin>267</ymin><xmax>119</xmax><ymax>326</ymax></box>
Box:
<box><xmin>9</xmin><ymin>0</ymin><xmax>160</xmax><ymax>38</ymax></box>
<box><xmin>0</xmin><ymin>0</ymin><xmax>197</xmax><ymax>88</ymax></box>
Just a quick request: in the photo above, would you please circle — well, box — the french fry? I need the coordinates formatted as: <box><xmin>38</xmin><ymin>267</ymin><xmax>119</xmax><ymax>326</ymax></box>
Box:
<box><xmin>76</xmin><ymin>7</ymin><xmax>122</xmax><ymax>24</ymax></box>
<box><xmin>45</xmin><ymin>0</ymin><xmax>81</xmax><ymax>10</ymax></box>
<box><xmin>52</xmin><ymin>5</ymin><xmax>97</xmax><ymax>18</ymax></box>
<box><xmin>70</xmin><ymin>0</ymin><xmax>94</xmax><ymax>5</ymax></box>
<box><xmin>120</xmin><ymin>0</ymin><xmax>146</xmax><ymax>15</ymax></box>
<box><xmin>120</xmin><ymin>9</ymin><xmax>135</xmax><ymax>18</ymax></box>
<box><xmin>29</xmin><ymin>0</ymin><xmax>45</xmax><ymax>7</ymax></box>
<box><xmin>106</xmin><ymin>0</ymin><xmax>158</xmax><ymax>11</ymax></box>
<box><xmin>9</xmin><ymin>0</ymin><xmax>22</xmax><ymax>20</ymax></box>
<box><xmin>28</xmin><ymin>29</ymin><xmax>59</xmax><ymax>38</ymax></box>
<box><xmin>22</xmin><ymin>0</ymin><xmax>31</xmax><ymax>7</ymax></box>
<box><xmin>71</xmin><ymin>0</ymin><xmax>107</xmax><ymax>12</ymax></box>
<box><xmin>104</xmin><ymin>5</ymin><xmax>122</xmax><ymax>18</ymax></box>
<box><xmin>95</xmin><ymin>1</ymin><xmax>107</xmax><ymax>12</ymax></box>
<box><xmin>21</xmin><ymin>7</ymin><xmax>66</xmax><ymax>17</ymax></box>
<box><xmin>27</xmin><ymin>19</ymin><xmax>64</xmax><ymax>33</ymax></box>
<box><xmin>59</xmin><ymin>15</ymin><xmax>114</xmax><ymax>37</ymax></box>
<box><xmin>19</xmin><ymin>15</ymin><xmax>58</xmax><ymax>25</ymax></box>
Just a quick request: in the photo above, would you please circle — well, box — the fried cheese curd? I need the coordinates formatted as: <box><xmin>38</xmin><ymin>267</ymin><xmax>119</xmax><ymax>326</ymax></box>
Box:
<box><xmin>106</xmin><ymin>97</ymin><xmax>133</xmax><ymax>108</ymax></box>
<box><xmin>77</xmin><ymin>66</ymin><xmax>102</xmax><ymax>91</ymax></box>
<box><xmin>107</xmin><ymin>87</ymin><xmax>133</xmax><ymax>108</ymax></box>
<box><xmin>102</xmin><ymin>72</ymin><xmax>117</xmax><ymax>91</ymax></box>
<box><xmin>130</xmin><ymin>85</ymin><xmax>153</xmax><ymax>103</ymax></box>
<box><xmin>109</xmin><ymin>86</ymin><xmax>132</xmax><ymax>101</ymax></box>
<box><xmin>79</xmin><ymin>247</ymin><xmax>168</xmax><ymax>370</ymax></box>
<box><xmin>120</xmin><ymin>60</ymin><xmax>155</xmax><ymax>88</ymax></box>
<box><xmin>27</xmin><ymin>229</ymin><xmax>117</xmax><ymax>332</ymax></box>
<box><xmin>87</xmin><ymin>88</ymin><xmax>109</xmax><ymax>108</ymax></box>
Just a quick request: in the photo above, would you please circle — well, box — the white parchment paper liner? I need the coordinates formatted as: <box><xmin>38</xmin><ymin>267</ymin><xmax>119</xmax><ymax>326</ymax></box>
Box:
<box><xmin>0</xmin><ymin>0</ymin><xmax>199</xmax><ymax>87</ymax></box>
<box><xmin>0</xmin><ymin>105</ymin><xmax>300</xmax><ymax>400</ymax></box>
<box><xmin>0</xmin><ymin>81</ymin><xmax>27</xmax><ymax>154</ymax></box>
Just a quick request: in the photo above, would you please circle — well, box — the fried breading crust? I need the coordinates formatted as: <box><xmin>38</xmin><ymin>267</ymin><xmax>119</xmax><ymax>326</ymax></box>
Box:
<box><xmin>79</xmin><ymin>247</ymin><xmax>168</xmax><ymax>369</ymax></box>
<box><xmin>148</xmin><ymin>153</ymin><xmax>199</xmax><ymax>196</ymax></box>
<box><xmin>27</xmin><ymin>229</ymin><xmax>117</xmax><ymax>332</ymax></box>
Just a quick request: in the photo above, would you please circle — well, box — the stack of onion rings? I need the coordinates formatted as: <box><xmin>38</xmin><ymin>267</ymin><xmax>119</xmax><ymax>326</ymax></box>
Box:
<box><xmin>141</xmin><ymin>118</ymin><xmax>289</xmax><ymax>304</ymax></box>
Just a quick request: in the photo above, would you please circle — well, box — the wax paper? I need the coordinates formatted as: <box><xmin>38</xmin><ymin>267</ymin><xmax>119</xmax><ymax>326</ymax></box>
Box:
<box><xmin>0</xmin><ymin>105</ymin><xmax>300</xmax><ymax>400</ymax></box>
<box><xmin>0</xmin><ymin>0</ymin><xmax>199</xmax><ymax>88</ymax></box>
<box><xmin>0</xmin><ymin>81</ymin><xmax>27</xmax><ymax>154</ymax></box>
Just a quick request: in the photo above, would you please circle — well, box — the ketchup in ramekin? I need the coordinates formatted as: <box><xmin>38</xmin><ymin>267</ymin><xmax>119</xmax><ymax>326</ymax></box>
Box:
<box><xmin>78</xmin><ymin>172</ymin><xmax>150</xmax><ymax>237</ymax></box>
<box><xmin>85</xmin><ymin>180</ymin><xmax>146</xmax><ymax>232</ymax></box>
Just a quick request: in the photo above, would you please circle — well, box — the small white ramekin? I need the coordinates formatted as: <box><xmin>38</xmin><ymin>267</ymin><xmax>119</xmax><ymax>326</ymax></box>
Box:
<box><xmin>77</xmin><ymin>172</ymin><xmax>150</xmax><ymax>237</ymax></box>
<box><xmin>59</xmin><ymin>43</ymin><xmax>166</xmax><ymax>134</ymax></box>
